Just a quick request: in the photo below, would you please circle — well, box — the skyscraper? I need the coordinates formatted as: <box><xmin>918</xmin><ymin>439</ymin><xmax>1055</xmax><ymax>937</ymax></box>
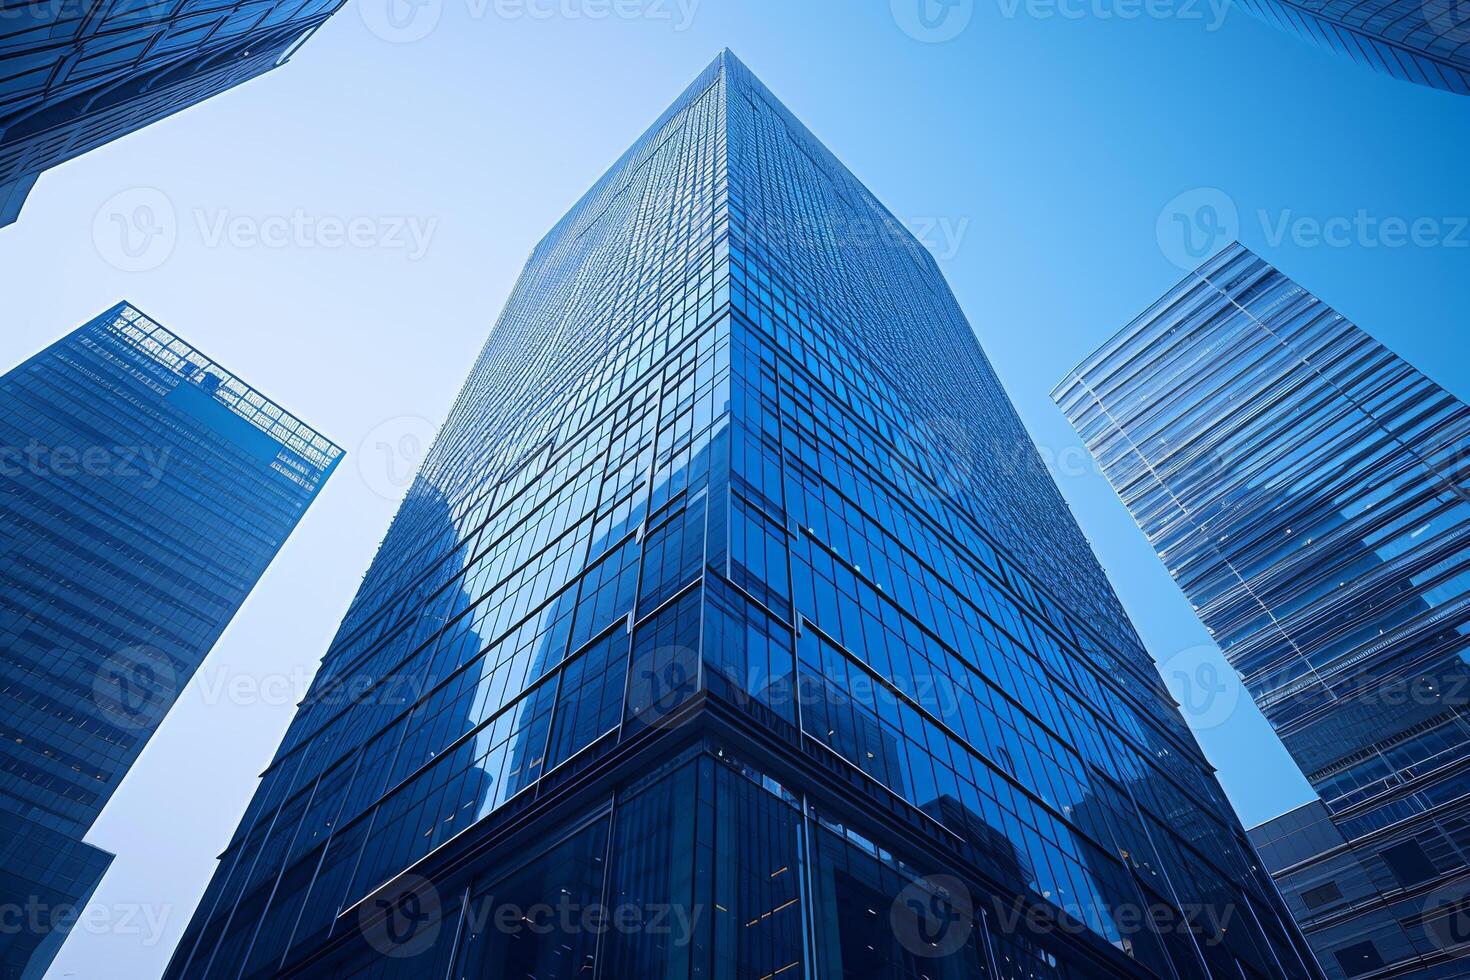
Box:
<box><xmin>1055</xmin><ymin>242</ymin><xmax>1470</xmax><ymax>977</ymax></box>
<box><xmin>0</xmin><ymin>302</ymin><xmax>340</xmax><ymax>980</ymax></box>
<box><xmin>1232</xmin><ymin>0</ymin><xmax>1470</xmax><ymax>95</ymax></box>
<box><xmin>168</xmin><ymin>54</ymin><xmax>1321</xmax><ymax>979</ymax></box>
<box><xmin>0</xmin><ymin>0</ymin><xmax>346</xmax><ymax>227</ymax></box>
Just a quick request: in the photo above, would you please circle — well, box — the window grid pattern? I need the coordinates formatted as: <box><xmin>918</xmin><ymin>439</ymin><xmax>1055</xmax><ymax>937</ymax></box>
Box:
<box><xmin>169</xmin><ymin>56</ymin><xmax>1320</xmax><ymax>980</ymax></box>
<box><xmin>1056</xmin><ymin>241</ymin><xmax>1470</xmax><ymax>976</ymax></box>
<box><xmin>1233</xmin><ymin>0</ymin><xmax>1470</xmax><ymax>94</ymax></box>
<box><xmin>0</xmin><ymin>0</ymin><xmax>346</xmax><ymax>225</ymax></box>
<box><xmin>0</xmin><ymin>302</ymin><xmax>337</xmax><ymax>979</ymax></box>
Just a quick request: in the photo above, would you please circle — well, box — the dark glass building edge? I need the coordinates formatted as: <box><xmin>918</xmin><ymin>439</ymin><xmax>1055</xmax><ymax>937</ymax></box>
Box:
<box><xmin>0</xmin><ymin>811</ymin><xmax>112</xmax><ymax>980</ymax></box>
<box><xmin>168</xmin><ymin>54</ymin><xmax>1321</xmax><ymax>980</ymax></box>
<box><xmin>1054</xmin><ymin>243</ymin><xmax>1470</xmax><ymax>977</ymax></box>
<box><xmin>0</xmin><ymin>302</ymin><xmax>341</xmax><ymax>980</ymax></box>
<box><xmin>1233</xmin><ymin>0</ymin><xmax>1470</xmax><ymax>94</ymax></box>
<box><xmin>0</xmin><ymin>0</ymin><xmax>346</xmax><ymax>227</ymax></box>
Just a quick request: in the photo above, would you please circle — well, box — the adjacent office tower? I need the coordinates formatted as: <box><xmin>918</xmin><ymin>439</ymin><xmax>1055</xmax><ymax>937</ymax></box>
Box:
<box><xmin>0</xmin><ymin>0</ymin><xmax>347</xmax><ymax>227</ymax></box>
<box><xmin>1055</xmin><ymin>242</ymin><xmax>1470</xmax><ymax>978</ymax></box>
<box><xmin>168</xmin><ymin>54</ymin><xmax>1321</xmax><ymax>980</ymax></box>
<box><xmin>0</xmin><ymin>303</ymin><xmax>340</xmax><ymax>980</ymax></box>
<box><xmin>1231</xmin><ymin>0</ymin><xmax>1470</xmax><ymax>94</ymax></box>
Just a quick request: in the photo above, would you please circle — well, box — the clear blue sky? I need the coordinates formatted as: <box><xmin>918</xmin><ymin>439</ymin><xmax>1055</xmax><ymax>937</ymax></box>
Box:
<box><xmin>6</xmin><ymin>2</ymin><xmax>1466</xmax><ymax>976</ymax></box>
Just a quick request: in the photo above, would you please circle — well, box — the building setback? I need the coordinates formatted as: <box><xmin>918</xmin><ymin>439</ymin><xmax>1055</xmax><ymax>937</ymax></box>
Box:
<box><xmin>0</xmin><ymin>303</ymin><xmax>340</xmax><ymax>980</ymax></box>
<box><xmin>167</xmin><ymin>54</ymin><xmax>1322</xmax><ymax>980</ymax></box>
<box><xmin>1055</xmin><ymin>242</ymin><xmax>1470</xmax><ymax>978</ymax></box>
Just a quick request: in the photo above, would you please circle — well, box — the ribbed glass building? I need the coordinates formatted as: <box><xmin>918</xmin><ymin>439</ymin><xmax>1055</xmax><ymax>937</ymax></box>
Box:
<box><xmin>167</xmin><ymin>54</ymin><xmax>1321</xmax><ymax>980</ymax></box>
<box><xmin>0</xmin><ymin>0</ymin><xmax>346</xmax><ymax>227</ymax></box>
<box><xmin>0</xmin><ymin>302</ymin><xmax>340</xmax><ymax>980</ymax></box>
<box><xmin>1232</xmin><ymin>0</ymin><xmax>1470</xmax><ymax>95</ymax></box>
<box><xmin>1055</xmin><ymin>242</ymin><xmax>1470</xmax><ymax>978</ymax></box>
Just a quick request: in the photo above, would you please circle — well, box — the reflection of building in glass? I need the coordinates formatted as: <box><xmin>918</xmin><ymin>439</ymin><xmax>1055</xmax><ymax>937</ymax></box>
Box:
<box><xmin>1231</xmin><ymin>0</ymin><xmax>1470</xmax><ymax>94</ymax></box>
<box><xmin>0</xmin><ymin>0</ymin><xmax>347</xmax><ymax>227</ymax></box>
<box><xmin>1056</xmin><ymin>241</ymin><xmax>1470</xmax><ymax>977</ymax></box>
<box><xmin>926</xmin><ymin>794</ymin><xmax>1034</xmax><ymax>892</ymax></box>
<box><xmin>169</xmin><ymin>55</ymin><xmax>1321</xmax><ymax>979</ymax></box>
<box><xmin>0</xmin><ymin>303</ymin><xmax>339</xmax><ymax>980</ymax></box>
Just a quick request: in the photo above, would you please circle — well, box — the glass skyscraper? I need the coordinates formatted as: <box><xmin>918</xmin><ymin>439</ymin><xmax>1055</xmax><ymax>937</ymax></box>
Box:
<box><xmin>168</xmin><ymin>54</ymin><xmax>1320</xmax><ymax>980</ymax></box>
<box><xmin>1231</xmin><ymin>0</ymin><xmax>1470</xmax><ymax>94</ymax></box>
<box><xmin>0</xmin><ymin>302</ymin><xmax>340</xmax><ymax>980</ymax></box>
<box><xmin>1055</xmin><ymin>242</ymin><xmax>1470</xmax><ymax>978</ymax></box>
<box><xmin>0</xmin><ymin>0</ymin><xmax>346</xmax><ymax>227</ymax></box>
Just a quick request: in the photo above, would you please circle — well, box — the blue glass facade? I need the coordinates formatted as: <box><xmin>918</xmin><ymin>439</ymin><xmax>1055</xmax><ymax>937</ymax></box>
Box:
<box><xmin>0</xmin><ymin>0</ymin><xmax>346</xmax><ymax>227</ymax></box>
<box><xmin>168</xmin><ymin>54</ymin><xmax>1320</xmax><ymax>980</ymax></box>
<box><xmin>1055</xmin><ymin>242</ymin><xmax>1470</xmax><ymax>977</ymax></box>
<box><xmin>1232</xmin><ymin>0</ymin><xmax>1470</xmax><ymax>94</ymax></box>
<box><xmin>0</xmin><ymin>302</ymin><xmax>340</xmax><ymax>980</ymax></box>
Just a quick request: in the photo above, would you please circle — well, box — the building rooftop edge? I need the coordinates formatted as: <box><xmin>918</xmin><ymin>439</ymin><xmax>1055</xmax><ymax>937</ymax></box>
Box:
<box><xmin>1049</xmin><ymin>240</ymin><xmax>1261</xmax><ymax>402</ymax></box>
<box><xmin>102</xmin><ymin>301</ymin><xmax>344</xmax><ymax>471</ymax></box>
